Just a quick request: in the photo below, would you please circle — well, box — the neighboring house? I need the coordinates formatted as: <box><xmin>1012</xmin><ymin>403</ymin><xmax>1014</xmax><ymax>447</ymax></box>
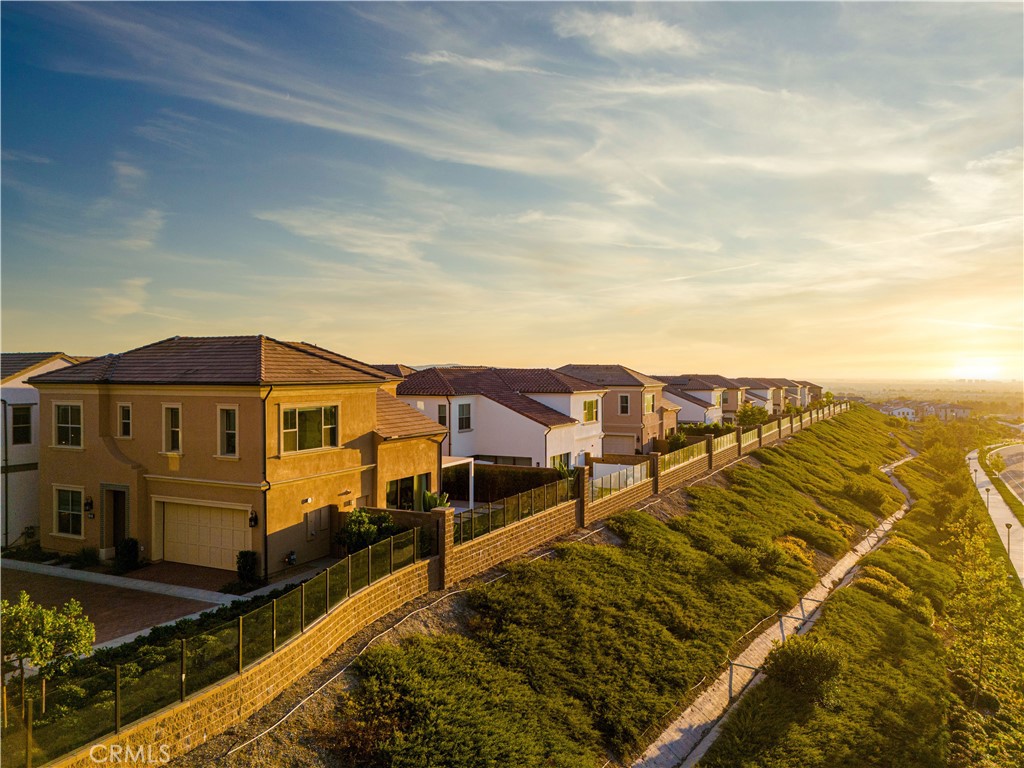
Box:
<box><xmin>2</xmin><ymin>352</ymin><xmax>79</xmax><ymax>548</ymax></box>
<box><xmin>29</xmin><ymin>336</ymin><xmax>445</xmax><ymax>575</ymax></box>
<box><xmin>744</xmin><ymin>390</ymin><xmax>773</xmax><ymax>413</ymax></box>
<box><xmin>937</xmin><ymin>404</ymin><xmax>972</xmax><ymax>421</ymax></box>
<box><xmin>734</xmin><ymin>378</ymin><xmax>782</xmax><ymax>415</ymax></box>
<box><xmin>659</xmin><ymin>385</ymin><xmax>723</xmax><ymax>425</ymax></box>
<box><xmin>557</xmin><ymin>365</ymin><xmax>670</xmax><ymax>454</ymax></box>
<box><xmin>796</xmin><ymin>380</ymin><xmax>824</xmax><ymax>405</ymax></box>
<box><xmin>756</xmin><ymin>378</ymin><xmax>804</xmax><ymax>411</ymax></box>
<box><xmin>655</xmin><ymin>374</ymin><xmax>747</xmax><ymax>423</ymax></box>
<box><xmin>396</xmin><ymin>367</ymin><xmax>606</xmax><ymax>468</ymax></box>
<box><xmin>886</xmin><ymin>405</ymin><xmax>918</xmax><ymax>421</ymax></box>
<box><xmin>372</xmin><ymin>363</ymin><xmax>419</xmax><ymax>381</ymax></box>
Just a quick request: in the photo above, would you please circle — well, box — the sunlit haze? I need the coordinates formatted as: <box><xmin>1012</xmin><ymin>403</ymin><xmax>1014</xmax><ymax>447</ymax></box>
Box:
<box><xmin>2</xmin><ymin>3</ymin><xmax>1022</xmax><ymax>380</ymax></box>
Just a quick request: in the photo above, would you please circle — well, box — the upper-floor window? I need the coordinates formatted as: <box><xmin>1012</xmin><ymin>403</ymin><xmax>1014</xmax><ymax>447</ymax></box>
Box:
<box><xmin>644</xmin><ymin>392</ymin><xmax>656</xmax><ymax>414</ymax></box>
<box><xmin>619</xmin><ymin>394</ymin><xmax>630</xmax><ymax>415</ymax></box>
<box><xmin>219</xmin><ymin>406</ymin><xmax>238</xmax><ymax>457</ymax></box>
<box><xmin>282</xmin><ymin>405</ymin><xmax>338</xmax><ymax>452</ymax></box>
<box><xmin>583</xmin><ymin>399</ymin><xmax>599</xmax><ymax>423</ymax></box>
<box><xmin>55</xmin><ymin>404</ymin><xmax>82</xmax><ymax>447</ymax></box>
<box><xmin>458</xmin><ymin>403</ymin><xmax>471</xmax><ymax>431</ymax></box>
<box><xmin>118</xmin><ymin>404</ymin><xmax>132</xmax><ymax>438</ymax></box>
<box><xmin>163</xmin><ymin>405</ymin><xmax>182</xmax><ymax>453</ymax></box>
<box><xmin>11</xmin><ymin>405</ymin><xmax>31</xmax><ymax>445</ymax></box>
<box><xmin>438</xmin><ymin>404</ymin><xmax>448</xmax><ymax>427</ymax></box>
<box><xmin>722</xmin><ymin>391</ymin><xmax>730</xmax><ymax>404</ymax></box>
<box><xmin>55</xmin><ymin>487</ymin><xmax>83</xmax><ymax>537</ymax></box>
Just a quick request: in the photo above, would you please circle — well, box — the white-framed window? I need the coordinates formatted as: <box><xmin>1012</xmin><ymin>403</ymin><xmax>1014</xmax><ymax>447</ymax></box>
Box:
<box><xmin>11</xmin><ymin>405</ymin><xmax>32</xmax><ymax>445</ymax></box>
<box><xmin>619</xmin><ymin>394</ymin><xmax>630</xmax><ymax>415</ymax></box>
<box><xmin>163</xmin><ymin>404</ymin><xmax>182</xmax><ymax>453</ymax></box>
<box><xmin>218</xmin><ymin>406</ymin><xmax>238</xmax><ymax>457</ymax></box>
<box><xmin>644</xmin><ymin>392</ymin><xmax>656</xmax><ymax>414</ymax></box>
<box><xmin>458</xmin><ymin>403</ymin><xmax>471</xmax><ymax>431</ymax></box>
<box><xmin>281</xmin><ymin>405</ymin><xmax>338</xmax><ymax>452</ymax></box>
<box><xmin>55</xmin><ymin>403</ymin><xmax>82</xmax><ymax>447</ymax></box>
<box><xmin>437</xmin><ymin>404</ymin><xmax>448</xmax><ymax>427</ymax></box>
<box><xmin>117</xmin><ymin>403</ymin><xmax>132</xmax><ymax>439</ymax></box>
<box><xmin>722</xmin><ymin>391</ymin><xmax>730</xmax><ymax>404</ymax></box>
<box><xmin>54</xmin><ymin>486</ymin><xmax>84</xmax><ymax>538</ymax></box>
<box><xmin>583</xmin><ymin>399</ymin><xmax>599</xmax><ymax>423</ymax></box>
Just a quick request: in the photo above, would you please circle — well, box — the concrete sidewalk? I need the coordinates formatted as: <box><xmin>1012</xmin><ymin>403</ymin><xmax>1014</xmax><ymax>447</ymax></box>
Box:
<box><xmin>967</xmin><ymin>447</ymin><xmax>1024</xmax><ymax>582</ymax></box>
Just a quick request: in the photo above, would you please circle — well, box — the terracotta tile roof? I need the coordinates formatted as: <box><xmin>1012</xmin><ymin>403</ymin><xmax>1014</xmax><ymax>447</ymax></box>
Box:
<box><xmin>28</xmin><ymin>336</ymin><xmax>395</xmax><ymax>386</ymax></box>
<box><xmin>653</xmin><ymin>374</ymin><xmax>724</xmax><ymax>391</ymax></box>
<box><xmin>375</xmin><ymin>391</ymin><xmax>447</xmax><ymax>439</ymax></box>
<box><xmin>397</xmin><ymin>367</ymin><xmax>579</xmax><ymax>427</ymax></box>
<box><xmin>755</xmin><ymin>377</ymin><xmax>801</xmax><ymax>389</ymax></box>
<box><xmin>2</xmin><ymin>352</ymin><xmax>71</xmax><ymax>381</ymax></box>
<box><xmin>556</xmin><ymin>364</ymin><xmax>663</xmax><ymax>388</ymax></box>
<box><xmin>493</xmin><ymin>368</ymin><xmax>605</xmax><ymax>393</ymax></box>
<box><xmin>371</xmin><ymin>363</ymin><xmax>419</xmax><ymax>378</ymax></box>
<box><xmin>746</xmin><ymin>391</ymin><xmax>769</xmax><ymax>403</ymax></box>
<box><xmin>734</xmin><ymin>377</ymin><xmax>776</xmax><ymax>389</ymax></box>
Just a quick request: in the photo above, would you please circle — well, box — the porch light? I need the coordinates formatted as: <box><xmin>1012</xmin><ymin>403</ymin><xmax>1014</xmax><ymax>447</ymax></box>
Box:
<box><xmin>84</xmin><ymin>496</ymin><xmax>93</xmax><ymax>512</ymax></box>
<box><xmin>248</xmin><ymin>511</ymin><xmax>258</xmax><ymax>528</ymax></box>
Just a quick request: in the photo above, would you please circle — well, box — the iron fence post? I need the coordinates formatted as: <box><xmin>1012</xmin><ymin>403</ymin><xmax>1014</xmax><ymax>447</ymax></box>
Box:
<box><xmin>238</xmin><ymin>616</ymin><xmax>244</xmax><ymax>675</ymax></box>
<box><xmin>180</xmin><ymin>639</ymin><xmax>186</xmax><ymax>701</ymax></box>
<box><xmin>272</xmin><ymin>599</ymin><xmax>278</xmax><ymax>651</ymax></box>
<box><xmin>301</xmin><ymin>582</ymin><xmax>306</xmax><ymax>631</ymax></box>
<box><xmin>413</xmin><ymin>526</ymin><xmax>419</xmax><ymax>562</ymax></box>
<box><xmin>326</xmin><ymin>570</ymin><xmax>331</xmax><ymax>614</ymax></box>
<box><xmin>25</xmin><ymin>697</ymin><xmax>32</xmax><ymax>768</ymax></box>
<box><xmin>367</xmin><ymin>545</ymin><xmax>372</xmax><ymax>584</ymax></box>
<box><xmin>115</xmin><ymin>665</ymin><xmax>121</xmax><ymax>734</ymax></box>
<box><xmin>346</xmin><ymin>555</ymin><xmax>352</xmax><ymax>596</ymax></box>
<box><xmin>390</xmin><ymin>536</ymin><xmax>395</xmax><ymax>574</ymax></box>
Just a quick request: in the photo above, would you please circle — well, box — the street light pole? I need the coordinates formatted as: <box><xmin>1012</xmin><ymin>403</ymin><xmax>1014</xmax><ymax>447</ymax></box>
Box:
<box><xmin>973</xmin><ymin>468</ymin><xmax>978</xmax><ymax>485</ymax></box>
<box><xmin>1006</xmin><ymin>523</ymin><xmax>1012</xmax><ymax>554</ymax></box>
<box><xmin>985</xmin><ymin>487</ymin><xmax>991</xmax><ymax>510</ymax></box>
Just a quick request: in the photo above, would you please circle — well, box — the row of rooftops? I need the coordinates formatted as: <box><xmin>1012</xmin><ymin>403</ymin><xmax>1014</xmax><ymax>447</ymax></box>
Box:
<box><xmin>4</xmin><ymin>337</ymin><xmax>822</xmax><ymax>431</ymax></box>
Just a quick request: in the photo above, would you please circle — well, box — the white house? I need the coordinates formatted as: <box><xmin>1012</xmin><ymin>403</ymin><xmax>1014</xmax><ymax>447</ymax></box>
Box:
<box><xmin>2</xmin><ymin>352</ymin><xmax>79</xmax><ymax>547</ymax></box>
<box><xmin>735</xmin><ymin>378</ymin><xmax>782</xmax><ymax>415</ymax></box>
<box><xmin>660</xmin><ymin>385</ymin><xmax>723</xmax><ymax>424</ymax></box>
<box><xmin>395</xmin><ymin>367</ymin><xmax>606</xmax><ymax>468</ymax></box>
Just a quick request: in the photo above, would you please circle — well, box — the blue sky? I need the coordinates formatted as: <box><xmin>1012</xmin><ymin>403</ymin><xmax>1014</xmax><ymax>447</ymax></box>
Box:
<box><xmin>2</xmin><ymin>2</ymin><xmax>1021</xmax><ymax>380</ymax></box>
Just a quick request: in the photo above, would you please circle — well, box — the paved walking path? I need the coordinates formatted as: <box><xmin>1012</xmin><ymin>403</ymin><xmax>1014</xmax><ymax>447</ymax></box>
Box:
<box><xmin>634</xmin><ymin>454</ymin><xmax>916</xmax><ymax>768</ymax></box>
<box><xmin>967</xmin><ymin>447</ymin><xmax>1024</xmax><ymax>583</ymax></box>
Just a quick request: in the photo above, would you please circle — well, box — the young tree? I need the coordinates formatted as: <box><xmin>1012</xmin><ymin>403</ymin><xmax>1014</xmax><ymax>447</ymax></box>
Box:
<box><xmin>736</xmin><ymin>403</ymin><xmax>770</xmax><ymax>427</ymax></box>
<box><xmin>1</xmin><ymin>591</ymin><xmax>95</xmax><ymax>708</ymax></box>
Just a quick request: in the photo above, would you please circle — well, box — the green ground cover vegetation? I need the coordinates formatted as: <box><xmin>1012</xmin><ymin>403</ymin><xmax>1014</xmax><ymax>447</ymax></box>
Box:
<box><xmin>332</xmin><ymin>406</ymin><xmax>914</xmax><ymax>766</ymax></box>
<box><xmin>699</xmin><ymin>418</ymin><xmax>1023</xmax><ymax>768</ymax></box>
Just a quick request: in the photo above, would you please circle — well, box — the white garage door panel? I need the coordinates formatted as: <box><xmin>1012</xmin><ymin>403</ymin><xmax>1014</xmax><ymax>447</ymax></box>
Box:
<box><xmin>164</xmin><ymin>502</ymin><xmax>250</xmax><ymax>571</ymax></box>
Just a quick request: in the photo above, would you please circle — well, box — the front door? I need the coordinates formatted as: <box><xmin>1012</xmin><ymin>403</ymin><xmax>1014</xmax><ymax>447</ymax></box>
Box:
<box><xmin>111</xmin><ymin>490</ymin><xmax>127</xmax><ymax>546</ymax></box>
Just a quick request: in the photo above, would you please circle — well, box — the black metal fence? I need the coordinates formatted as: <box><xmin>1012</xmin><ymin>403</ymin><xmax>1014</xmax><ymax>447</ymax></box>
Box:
<box><xmin>1</xmin><ymin>526</ymin><xmax>433</xmax><ymax>768</ymax></box>
<box><xmin>453</xmin><ymin>477</ymin><xmax>577</xmax><ymax>545</ymax></box>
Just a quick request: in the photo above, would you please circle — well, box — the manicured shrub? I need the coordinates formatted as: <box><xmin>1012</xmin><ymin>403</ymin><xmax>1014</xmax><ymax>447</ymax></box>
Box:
<box><xmin>762</xmin><ymin>635</ymin><xmax>847</xmax><ymax>706</ymax></box>
<box><xmin>335</xmin><ymin>508</ymin><xmax>401</xmax><ymax>554</ymax></box>
<box><xmin>236</xmin><ymin>550</ymin><xmax>261</xmax><ymax>585</ymax></box>
<box><xmin>114</xmin><ymin>537</ymin><xmax>141</xmax><ymax>572</ymax></box>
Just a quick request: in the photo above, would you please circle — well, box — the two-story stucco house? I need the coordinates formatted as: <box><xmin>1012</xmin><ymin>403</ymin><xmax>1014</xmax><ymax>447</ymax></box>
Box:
<box><xmin>652</xmin><ymin>375</ymin><xmax>727</xmax><ymax>422</ymax></box>
<box><xmin>796</xmin><ymin>380</ymin><xmax>824</xmax><ymax>406</ymax></box>
<box><xmin>2</xmin><ymin>352</ymin><xmax>80</xmax><ymax>548</ymax></box>
<box><xmin>29</xmin><ymin>336</ymin><xmax>445</xmax><ymax>576</ymax></box>
<box><xmin>658</xmin><ymin>384</ymin><xmax>723</xmax><ymax>425</ymax></box>
<box><xmin>395</xmin><ymin>367</ymin><xmax>606</xmax><ymax>468</ymax></box>
<box><xmin>734</xmin><ymin>378</ymin><xmax>782</xmax><ymax>416</ymax></box>
<box><xmin>556</xmin><ymin>365</ymin><xmax>675</xmax><ymax>454</ymax></box>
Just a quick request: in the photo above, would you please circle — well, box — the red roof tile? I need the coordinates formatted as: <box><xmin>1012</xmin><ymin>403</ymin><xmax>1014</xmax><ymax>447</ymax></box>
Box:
<box><xmin>28</xmin><ymin>336</ymin><xmax>394</xmax><ymax>386</ymax></box>
<box><xmin>375</xmin><ymin>391</ymin><xmax>447</xmax><ymax>439</ymax></box>
<box><xmin>556</xmin><ymin>364</ymin><xmax>664</xmax><ymax>388</ymax></box>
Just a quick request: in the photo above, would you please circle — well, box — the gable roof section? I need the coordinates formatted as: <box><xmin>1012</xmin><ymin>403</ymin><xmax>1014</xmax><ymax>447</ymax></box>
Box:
<box><xmin>398</xmin><ymin>367</ymin><xmax>577</xmax><ymax>427</ymax></box>
<box><xmin>2</xmin><ymin>352</ymin><xmax>75</xmax><ymax>382</ymax></box>
<box><xmin>556</xmin><ymin>364</ymin><xmax>663</xmax><ymax>388</ymax></box>
<box><xmin>662</xmin><ymin>386</ymin><xmax>716</xmax><ymax>408</ymax></box>
<box><xmin>756</xmin><ymin>377</ymin><xmax>801</xmax><ymax>389</ymax></box>
<box><xmin>691</xmin><ymin>374</ymin><xmax>745</xmax><ymax>389</ymax></box>
<box><xmin>28</xmin><ymin>336</ymin><xmax>395</xmax><ymax>386</ymax></box>
<box><xmin>493</xmin><ymin>368</ymin><xmax>605</xmax><ymax>393</ymax></box>
<box><xmin>375</xmin><ymin>391</ymin><xmax>447</xmax><ymax>440</ymax></box>
<box><xmin>734</xmin><ymin>377</ymin><xmax>776</xmax><ymax>389</ymax></box>
<box><xmin>653</xmin><ymin>374</ymin><xmax>725</xmax><ymax>391</ymax></box>
<box><xmin>371</xmin><ymin>363</ymin><xmax>419</xmax><ymax>378</ymax></box>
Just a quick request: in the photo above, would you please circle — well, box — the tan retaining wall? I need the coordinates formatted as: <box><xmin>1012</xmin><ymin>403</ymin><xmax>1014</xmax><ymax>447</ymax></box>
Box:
<box><xmin>444</xmin><ymin>499</ymin><xmax>579</xmax><ymax>586</ymax></box>
<box><xmin>51</xmin><ymin>559</ymin><xmax>435</xmax><ymax>768</ymax></box>
<box><xmin>660</xmin><ymin>456</ymin><xmax>707</xmax><ymax>488</ymax></box>
<box><xmin>585</xmin><ymin>478</ymin><xmax>655</xmax><ymax>525</ymax></box>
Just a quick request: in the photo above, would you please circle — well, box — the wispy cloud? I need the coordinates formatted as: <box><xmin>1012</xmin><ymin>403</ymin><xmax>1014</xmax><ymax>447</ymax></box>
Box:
<box><xmin>553</xmin><ymin>10</ymin><xmax>705</xmax><ymax>57</ymax></box>
<box><xmin>408</xmin><ymin>50</ymin><xmax>549</xmax><ymax>75</ymax></box>
<box><xmin>91</xmin><ymin>277</ymin><xmax>152</xmax><ymax>322</ymax></box>
<box><xmin>2</xmin><ymin>150</ymin><xmax>52</xmax><ymax>164</ymax></box>
<box><xmin>112</xmin><ymin>160</ymin><xmax>146</xmax><ymax>193</ymax></box>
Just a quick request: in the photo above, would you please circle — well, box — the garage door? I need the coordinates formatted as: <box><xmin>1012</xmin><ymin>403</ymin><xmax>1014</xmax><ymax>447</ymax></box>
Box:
<box><xmin>164</xmin><ymin>502</ymin><xmax>251</xmax><ymax>571</ymax></box>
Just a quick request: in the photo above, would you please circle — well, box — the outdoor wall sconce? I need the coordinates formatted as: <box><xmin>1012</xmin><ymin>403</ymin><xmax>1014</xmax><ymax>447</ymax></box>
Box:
<box><xmin>84</xmin><ymin>496</ymin><xmax>93</xmax><ymax>512</ymax></box>
<box><xmin>285</xmin><ymin>550</ymin><xmax>297</xmax><ymax>566</ymax></box>
<box><xmin>301</xmin><ymin>497</ymin><xmax>313</xmax><ymax>504</ymax></box>
<box><xmin>248</xmin><ymin>511</ymin><xmax>258</xmax><ymax>528</ymax></box>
